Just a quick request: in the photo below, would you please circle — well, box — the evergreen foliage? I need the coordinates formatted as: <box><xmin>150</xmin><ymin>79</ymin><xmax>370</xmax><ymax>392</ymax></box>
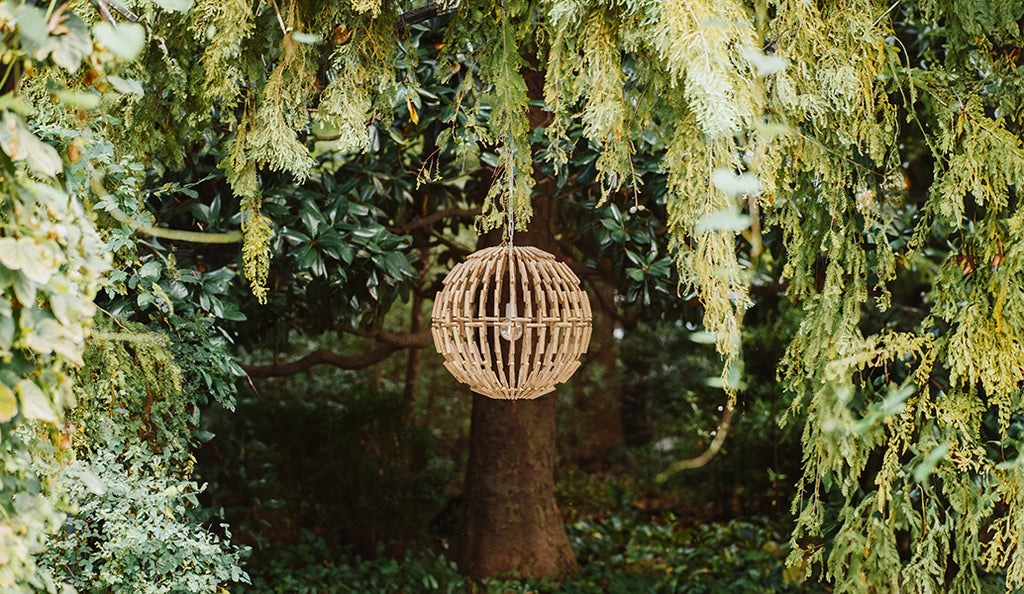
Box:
<box><xmin>6</xmin><ymin>0</ymin><xmax>1024</xmax><ymax>589</ymax></box>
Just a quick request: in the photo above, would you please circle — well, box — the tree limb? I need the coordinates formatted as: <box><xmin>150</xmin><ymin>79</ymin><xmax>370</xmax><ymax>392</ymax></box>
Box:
<box><xmin>655</xmin><ymin>406</ymin><xmax>734</xmax><ymax>481</ymax></box>
<box><xmin>390</xmin><ymin>207</ymin><xmax>480</xmax><ymax>234</ymax></box>
<box><xmin>337</xmin><ymin>323</ymin><xmax>433</xmax><ymax>348</ymax></box>
<box><xmin>105</xmin><ymin>205</ymin><xmax>244</xmax><ymax>244</ymax></box>
<box><xmin>242</xmin><ymin>344</ymin><xmax>404</xmax><ymax>378</ymax></box>
<box><xmin>396</xmin><ymin>0</ymin><xmax>460</xmax><ymax>29</ymax></box>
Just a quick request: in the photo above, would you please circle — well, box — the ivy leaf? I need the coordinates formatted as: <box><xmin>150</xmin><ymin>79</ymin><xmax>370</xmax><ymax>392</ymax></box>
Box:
<box><xmin>16</xmin><ymin>379</ymin><xmax>57</xmax><ymax>423</ymax></box>
<box><xmin>138</xmin><ymin>260</ymin><xmax>162</xmax><ymax>283</ymax></box>
<box><xmin>0</xmin><ymin>237</ymin><xmax>62</xmax><ymax>284</ymax></box>
<box><xmin>93</xmin><ymin>22</ymin><xmax>146</xmax><ymax>61</ymax></box>
<box><xmin>0</xmin><ymin>383</ymin><xmax>17</xmax><ymax>422</ymax></box>
<box><xmin>47</xmin><ymin>10</ymin><xmax>92</xmax><ymax>72</ymax></box>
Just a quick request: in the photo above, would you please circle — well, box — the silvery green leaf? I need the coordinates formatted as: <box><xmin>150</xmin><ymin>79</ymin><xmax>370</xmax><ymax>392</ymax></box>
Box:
<box><xmin>108</xmin><ymin>75</ymin><xmax>145</xmax><ymax>96</ymax></box>
<box><xmin>742</xmin><ymin>48</ymin><xmax>788</xmax><ymax>76</ymax></box>
<box><xmin>17</xmin><ymin>379</ymin><xmax>57</xmax><ymax>423</ymax></box>
<box><xmin>694</xmin><ymin>209</ymin><xmax>752</xmax><ymax>234</ymax></box>
<box><xmin>0</xmin><ymin>383</ymin><xmax>17</xmax><ymax>422</ymax></box>
<box><xmin>0</xmin><ymin>112</ymin><xmax>62</xmax><ymax>177</ymax></box>
<box><xmin>93</xmin><ymin>22</ymin><xmax>147</xmax><ymax>61</ymax></box>
<box><xmin>151</xmin><ymin>0</ymin><xmax>193</xmax><ymax>13</ymax></box>
<box><xmin>56</xmin><ymin>89</ymin><xmax>102</xmax><ymax>110</ymax></box>
<box><xmin>0</xmin><ymin>236</ymin><xmax>62</xmax><ymax>284</ymax></box>
<box><xmin>711</xmin><ymin>168</ymin><xmax>761</xmax><ymax>198</ymax></box>
<box><xmin>291</xmin><ymin>32</ymin><xmax>321</xmax><ymax>44</ymax></box>
<box><xmin>49</xmin><ymin>11</ymin><xmax>92</xmax><ymax>72</ymax></box>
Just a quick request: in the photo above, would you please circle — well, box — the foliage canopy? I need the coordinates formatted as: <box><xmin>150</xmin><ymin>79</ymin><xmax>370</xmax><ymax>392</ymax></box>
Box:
<box><xmin>4</xmin><ymin>0</ymin><xmax>1024</xmax><ymax>591</ymax></box>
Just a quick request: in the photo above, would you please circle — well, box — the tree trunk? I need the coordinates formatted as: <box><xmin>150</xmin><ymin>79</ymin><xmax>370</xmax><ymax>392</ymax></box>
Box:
<box><xmin>402</xmin><ymin>289</ymin><xmax>424</xmax><ymax>406</ymax></box>
<box><xmin>453</xmin><ymin>181</ymin><xmax>578</xmax><ymax>578</ymax></box>
<box><xmin>565</xmin><ymin>285</ymin><xmax>625</xmax><ymax>465</ymax></box>
<box><xmin>454</xmin><ymin>392</ymin><xmax>578</xmax><ymax>578</ymax></box>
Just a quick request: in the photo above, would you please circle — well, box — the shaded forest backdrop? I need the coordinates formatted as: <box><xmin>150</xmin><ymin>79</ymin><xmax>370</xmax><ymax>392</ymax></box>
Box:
<box><xmin>4</xmin><ymin>0</ymin><xmax>1024</xmax><ymax>592</ymax></box>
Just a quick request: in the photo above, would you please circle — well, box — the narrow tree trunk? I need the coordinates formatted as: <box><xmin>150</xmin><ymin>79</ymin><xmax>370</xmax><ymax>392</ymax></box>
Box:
<box><xmin>403</xmin><ymin>289</ymin><xmax>424</xmax><ymax>406</ymax></box>
<box><xmin>454</xmin><ymin>393</ymin><xmax>578</xmax><ymax>578</ymax></box>
<box><xmin>565</xmin><ymin>287</ymin><xmax>625</xmax><ymax>464</ymax></box>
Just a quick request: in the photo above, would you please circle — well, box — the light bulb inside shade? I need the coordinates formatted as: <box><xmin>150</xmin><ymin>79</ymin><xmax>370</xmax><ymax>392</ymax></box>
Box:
<box><xmin>499</xmin><ymin>301</ymin><xmax>524</xmax><ymax>342</ymax></box>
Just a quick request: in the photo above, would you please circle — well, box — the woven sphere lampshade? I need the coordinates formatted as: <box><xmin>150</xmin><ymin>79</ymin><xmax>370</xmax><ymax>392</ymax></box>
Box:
<box><xmin>431</xmin><ymin>245</ymin><xmax>593</xmax><ymax>400</ymax></box>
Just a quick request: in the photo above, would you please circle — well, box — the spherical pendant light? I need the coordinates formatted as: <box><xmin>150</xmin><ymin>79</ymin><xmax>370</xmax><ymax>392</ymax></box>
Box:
<box><xmin>431</xmin><ymin>245</ymin><xmax>592</xmax><ymax>399</ymax></box>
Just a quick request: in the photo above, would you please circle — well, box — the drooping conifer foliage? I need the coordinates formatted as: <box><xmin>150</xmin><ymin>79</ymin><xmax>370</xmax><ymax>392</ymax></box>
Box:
<box><xmin>5</xmin><ymin>0</ymin><xmax>1024</xmax><ymax>590</ymax></box>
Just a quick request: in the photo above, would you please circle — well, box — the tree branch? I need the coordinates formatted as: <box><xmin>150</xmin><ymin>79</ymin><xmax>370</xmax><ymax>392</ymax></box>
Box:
<box><xmin>105</xmin><ymin>205</ymin><xmax>243</xmax><ymax>244</ymax></box>
<box><xmin>337</xmin><ymin>323</ymin><xmax>433</xmax><ymax>348</ymax></box>
<box><xmin>655</xmin><ymin>406</ymin><xmax>734</xmax><ymax>480</ymax></box>
<box><xmin>396</xmin><ymin>0</ymin><xmax>460</xmax><ymax>29</ymax></box>
<box><xmin>390</xmin><ymin>207</ymin><xmax>480</xmax><ymax>234</ymax></box>
<box><xmin>242</xmin><ymin>344</ymin><xmax>404</xmax><ymax>378</ymax></box>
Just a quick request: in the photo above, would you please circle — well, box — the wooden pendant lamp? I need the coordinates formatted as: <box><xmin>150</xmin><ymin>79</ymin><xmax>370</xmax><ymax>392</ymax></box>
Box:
<box><xmin>431</xmin><ymin>245</ymin><xmax>593</xmax><ymax>399</ymax></box>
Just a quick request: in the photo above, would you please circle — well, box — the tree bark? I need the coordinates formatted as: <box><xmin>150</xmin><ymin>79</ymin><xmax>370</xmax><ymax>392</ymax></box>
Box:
<box><xmin>453</xmin><ymin>186</ymin><xmax>578</xmax><ymax>578</ymax></box>
<box><xmin>454</xmin><ymin>393</ymin><xmax>578</xmax><ymax>578</ymax></box>
<box><xmin>565</xmin><ymin>283</ymin><xmax>625</xmax><ymax>465</ymax></box>
<box><xmin>403</xmin><ymin>289</ymin><xmax>424</xmax><ymax>406</ymax></box>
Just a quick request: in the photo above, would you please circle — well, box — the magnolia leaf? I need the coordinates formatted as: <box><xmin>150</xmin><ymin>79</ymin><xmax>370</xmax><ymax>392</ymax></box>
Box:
<box><xmin>0</xmin><ymin>383</ymin><xmax>16</xmax><ymax>422</ymax></box>
<box><xmin>108</xmin><ymin>75</ymin><xmax>145</xmax><ymax>96</ymax></box>
<box><xmin>151</xmin><ymin>0</ymin><xmax>193</xmax><ymax>13</ymax></box>
<box><xmin>0</xmin><ymin>112</ymin><xmax>62</xmax><ymax>177</ymax></box>
<box><xmin>93</xmin><ymin>22</ymin><xmax>147</xmax><ymax>61</ymax></box>
<box><xmin>0</xmin><ymin>237</ymin><xmax>62</xmax><ymax>284</ymax></box>
<box><xmin>16</xmin><ymin>379</ymin><xmax>57</xmax><ymax>423</ymax></box>
<box><xmin>711</xmin><ymin>168</ymin><xmax>761</xmax><ymax>198</ymax></box>
<box><xmin>694</xmin><ymin>209</ymin><xmax>752</xmax><ymax>234</ymax></box>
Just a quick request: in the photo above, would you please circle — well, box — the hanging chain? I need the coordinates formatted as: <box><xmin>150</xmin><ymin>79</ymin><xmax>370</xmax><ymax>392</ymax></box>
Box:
<box><xmin>506</xmin><ymin>137</ymin><xmax>515</xmax><ymax>247</ymax></box>
<box><xmin>501</xmin><ymin>0</ymin><xmax>514</xmax><ymax>248</ymax></box>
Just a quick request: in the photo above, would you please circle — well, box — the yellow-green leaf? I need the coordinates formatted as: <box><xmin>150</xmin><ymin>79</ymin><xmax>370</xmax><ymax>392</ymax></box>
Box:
<box><xmin>0</xmin><ymin>383</ymin><xmax>17</xmax><ymax>422</ymax></box>
<box><xmin>16</xmin><ymin>379</ymin><xmax>57</xmax><ymax>423</ymax></box>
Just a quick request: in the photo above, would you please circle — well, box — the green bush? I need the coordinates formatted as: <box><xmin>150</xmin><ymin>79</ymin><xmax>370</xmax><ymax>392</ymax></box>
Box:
<box><xmin>235</xmin><ymin>515</ymin><xmax>821</xmax><ymax>593</ymax></box>
<box><xmin>200</xmin><ymin>379</ymin><xmax>453</xmax><ymax>556</ymax></box>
